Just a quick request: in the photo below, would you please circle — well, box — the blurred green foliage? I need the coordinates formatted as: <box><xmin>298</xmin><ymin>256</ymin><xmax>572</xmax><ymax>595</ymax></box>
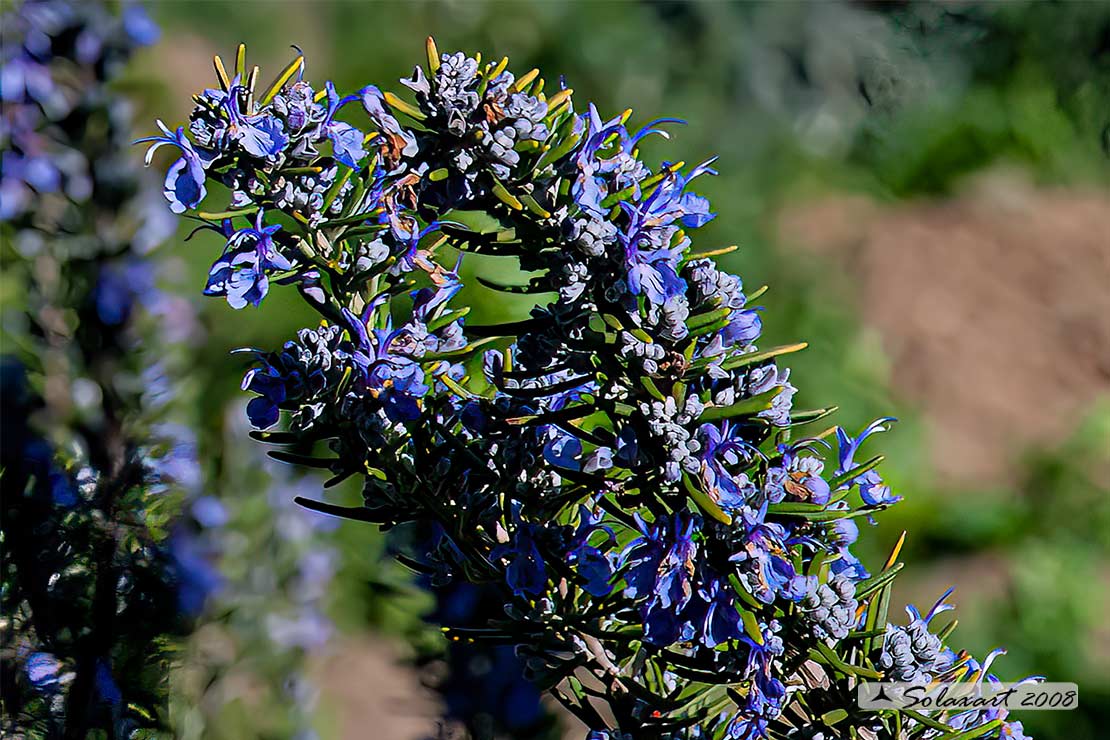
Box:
<box><xmin>131</xmin><ymin>2</ymin><xmax>1109</xmax><ymax>738</ymax></box>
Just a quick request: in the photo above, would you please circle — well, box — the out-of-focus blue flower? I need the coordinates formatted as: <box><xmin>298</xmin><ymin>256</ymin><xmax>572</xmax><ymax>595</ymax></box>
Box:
<box><xmin>94</xmin><ymin>659</ymin><xmax>122</xmax><ymax>707</ymax></box>
<box><xmin>169</xmin><ymin>526</ymin><xmax>223</xmax><ymax>616</ymax></box>
<box><xmin>25</xmin><ymin>652</ymin><xmax>62</xmax><ymax>692</ymax></box>
<box><xmin>121</xmin><ymin>4</ymin><xmax>159</xmax><ymax>46</ymax></box>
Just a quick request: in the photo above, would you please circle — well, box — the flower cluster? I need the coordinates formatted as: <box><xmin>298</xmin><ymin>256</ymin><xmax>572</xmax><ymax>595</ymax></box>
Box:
<box><xmin>143</xmin><ymin>39</ymin><xmax>1033</xmax><ymax>738</ymax></box>
<box><xmin>1</xmin><ymin>3</ymin><xmax>208</xmax><ymax>736</ymax></box>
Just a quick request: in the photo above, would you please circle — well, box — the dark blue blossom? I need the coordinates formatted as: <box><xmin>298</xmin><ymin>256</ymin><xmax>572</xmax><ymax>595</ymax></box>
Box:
<box><xmin>565</xmin><ymin>506</ymin><xmax>615</xmax><ymax>597</ymax></box>
<box><xmin>619</xmin><ymin>513</ymin><xmax>702</xmax><ymax>645</ymax></box>
<box><xmin>492</xmin><ymin>519</ymin><xmax>547</xmax><ymax>597</ymax></box>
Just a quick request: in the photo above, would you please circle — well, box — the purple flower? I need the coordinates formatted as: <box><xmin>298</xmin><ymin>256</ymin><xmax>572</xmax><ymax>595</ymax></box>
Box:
<box><xmin>204</xmin><ymin>212</ymin><xmax>291</xmax><ymax>309</ymax></box>
<box><xmin>136</xmin><ymin>120</ymin><xmax>211</xmax><ymax>213</ymax></box>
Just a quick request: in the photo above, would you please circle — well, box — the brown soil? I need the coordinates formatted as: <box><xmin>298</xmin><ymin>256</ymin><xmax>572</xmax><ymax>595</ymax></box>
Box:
<box><xmin>777</xmin><ymin>171</ymin><xmax>1110</xmax><ymax>483</ymax></box>
<box><xmin>313</xmin><ymin>636</ymin><xmax>442</xmax><ymax>740</ymax></box>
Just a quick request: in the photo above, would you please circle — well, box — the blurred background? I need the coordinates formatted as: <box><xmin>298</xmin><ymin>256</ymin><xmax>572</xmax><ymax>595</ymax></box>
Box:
<box><xmin>5</xmin><ymin>1</ymin><xmax>1109</xmax><ymax>738</ymax></box>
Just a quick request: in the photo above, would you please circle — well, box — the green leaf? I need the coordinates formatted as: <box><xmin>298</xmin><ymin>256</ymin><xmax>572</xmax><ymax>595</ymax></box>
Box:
<box><xmin>259</xmin><ymin>55</ymin><xmax>305</xmax><ymax>105</ymax></box>
<box><xmin>640</xmin><ymin>376</ymin><xmax>667</xmax><ymax>402</ymax></box>
<box><xmin>940</xmin><ymin>719</ymin><xmax>1004</xmax><ymax>740</ymax></box>
<box><xmin>492</xmin><ymin>179</ymin><xmax>524</xmax><ymax>210</ymax></box>
<box><xmin>854</xmin><ymin>562</ymin><xmax>904</xmax><ymax>600</ymax></box>
<box><xmin>901</xmin><ymin>709</ymin><xmax>956</xmax><ymax>733</ymax></box>
<box><xmin>699</xmin><ymin>386</ymin><xmax>783</xmax><ymax>422</ymax></box>
<box><xmin>198</xmin><ymin>205</ymin><xmax>259</xmax><ymax>221</ymax></box>
<box><xmin>426</xmin><ymin>307</ymin><xmax>470</xmax><ymax>333</ymax></box>
<box><xmin>293</xmin><ymin>497</ymin><xmax>389</xmax><ymax>523</ymax></box>
<box><xmin>788</xmin><ymin>406</ymin><xmax>839</xmax><ymax>427</ymax></box>
<box><xmin>520</xmin><ymin>193</ymin><xmax>551</xmax><ymax>218</ymax></box>
<box><xmin>536</xmin><ymin>129</ymin><xmax>581</xmax><ymax>170</ymax></box>
<box><xmin>383</xmin><ymin>91</ymin><xmax>427</xmax><ymax>121</ymax></box>
<box><xmin>267</xmin><ymin>450</ymin><xmax>338</xmax><ymax>469</ymax></box>
<box><xmin>719</xmin><ymin>342</ymin><xmax>808</xmax><ymax>372</ymax></box>
<box><xmin>322</xmin><ymin>166</ymin><xmax>355</xmax><ymax>214</ymax></box>
<box><xmin>765</xmin><ymin>503</ymin><xmax>857</xmax><ymax>522</ymax></box>
<box><xmin>828</xmin><ymin>454</ymin><xmax>885</xmax><ymax>492</ymax></box>
<box><xmin>420</xmin><ymin>335</ymin><xmax>504</xmax><ymax>361</ymax></box>
<box><xmin>682</xmin><ymin>473</ymin><xmax>733</xmax><ymax>525</ymax></box>
<box><xmin>425</xmin><ymin>36</ymin><xmax>440</xmax><ymax>74</ymax></box>
<box><xmin>811</xmin><ymin>642</ymin><xmax>883</xmax><ymax>679</ymax></box>
<box><xmin>319</xmin><ymin>209</ymin><xmax>385</xmax><ymax>228</ymax></box>
<box><xmin>685</xmin><ymin>305</ymin><xmax>732</xmax><ymax>331</ymax></box>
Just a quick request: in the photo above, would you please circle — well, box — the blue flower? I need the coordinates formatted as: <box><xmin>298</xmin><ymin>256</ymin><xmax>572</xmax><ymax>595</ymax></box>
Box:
<box><xmin>361</xmin><ymin>85</ymin><xmax>418</xmax><ymax>160</ymax></box>
<box><xmin>836</xmin><ymin>418</ymin><xmax>900</xmax><ymax>506</ymax></box>
<box><xmin>204</xmin><ymin>212</ymin><xmax>291</xmax><ymax>309</ymax></box>
<box><xmin>320</xmin><ymin>81</ymin><xmax>366</xmax><ymax>169</ymax></box>
<box><xmin>25</xmin><ymin>652</ymin><xmax>62</xmax><ymax>692</ymax></box>
<box><xmin>775</xmin><ymin>447</ymin><xmax>831</xmax><ymax>506</ymax></box>
<box><xmin>564</xmin><ymin>506</ymin><xmax>615</xmax><ymax>597</ymax></box>
<box><xmin>137</xmin><ymin>120</ymin><xmax>211</xmax><ymax>213</ymax></box>
<box><xmin>618</xmin><ymin>513</ymin><xmax>701</xmax><ymax>645</ymax></box>
<box><xmin>224</xmin><ymin>82</ymin><xmax>288</xmax><ymax>158</ymax></box>
<box><xmin>699</xmin><ymin>577</ymin><xmax>743</xmax><ymax>648</ymax></box>
<box><xmin>492</xmin><ymin>518</ymin><xmax>547</xmax><ymax>597</ymax></box>
<box><xmin>696</xmin><ymin>422</ymin><xmax>759</xmax><ymax>510</ymax></box>
<box><xmin>827</xmin><ymin>517</ymin><xmax>868</xmax><ymax>581</ymax></box>
<box><xmin>342</xmin><ymin>308</ymin><xmax>430</xmax><ymax>423</ymax></box>
<box><xmin>730</xmin><ymin>505</ymin><xmax>809</xmax><ymax>604</ymax></box>
<box><xmin>722</xmin><ymin>308</ymin><xmax>762</xmax><ymax>347</ymax></box>
<box><xmin>94</xmin><ymin>659</ymin><xmax>122</xmax><ymax>707</ymax></box>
